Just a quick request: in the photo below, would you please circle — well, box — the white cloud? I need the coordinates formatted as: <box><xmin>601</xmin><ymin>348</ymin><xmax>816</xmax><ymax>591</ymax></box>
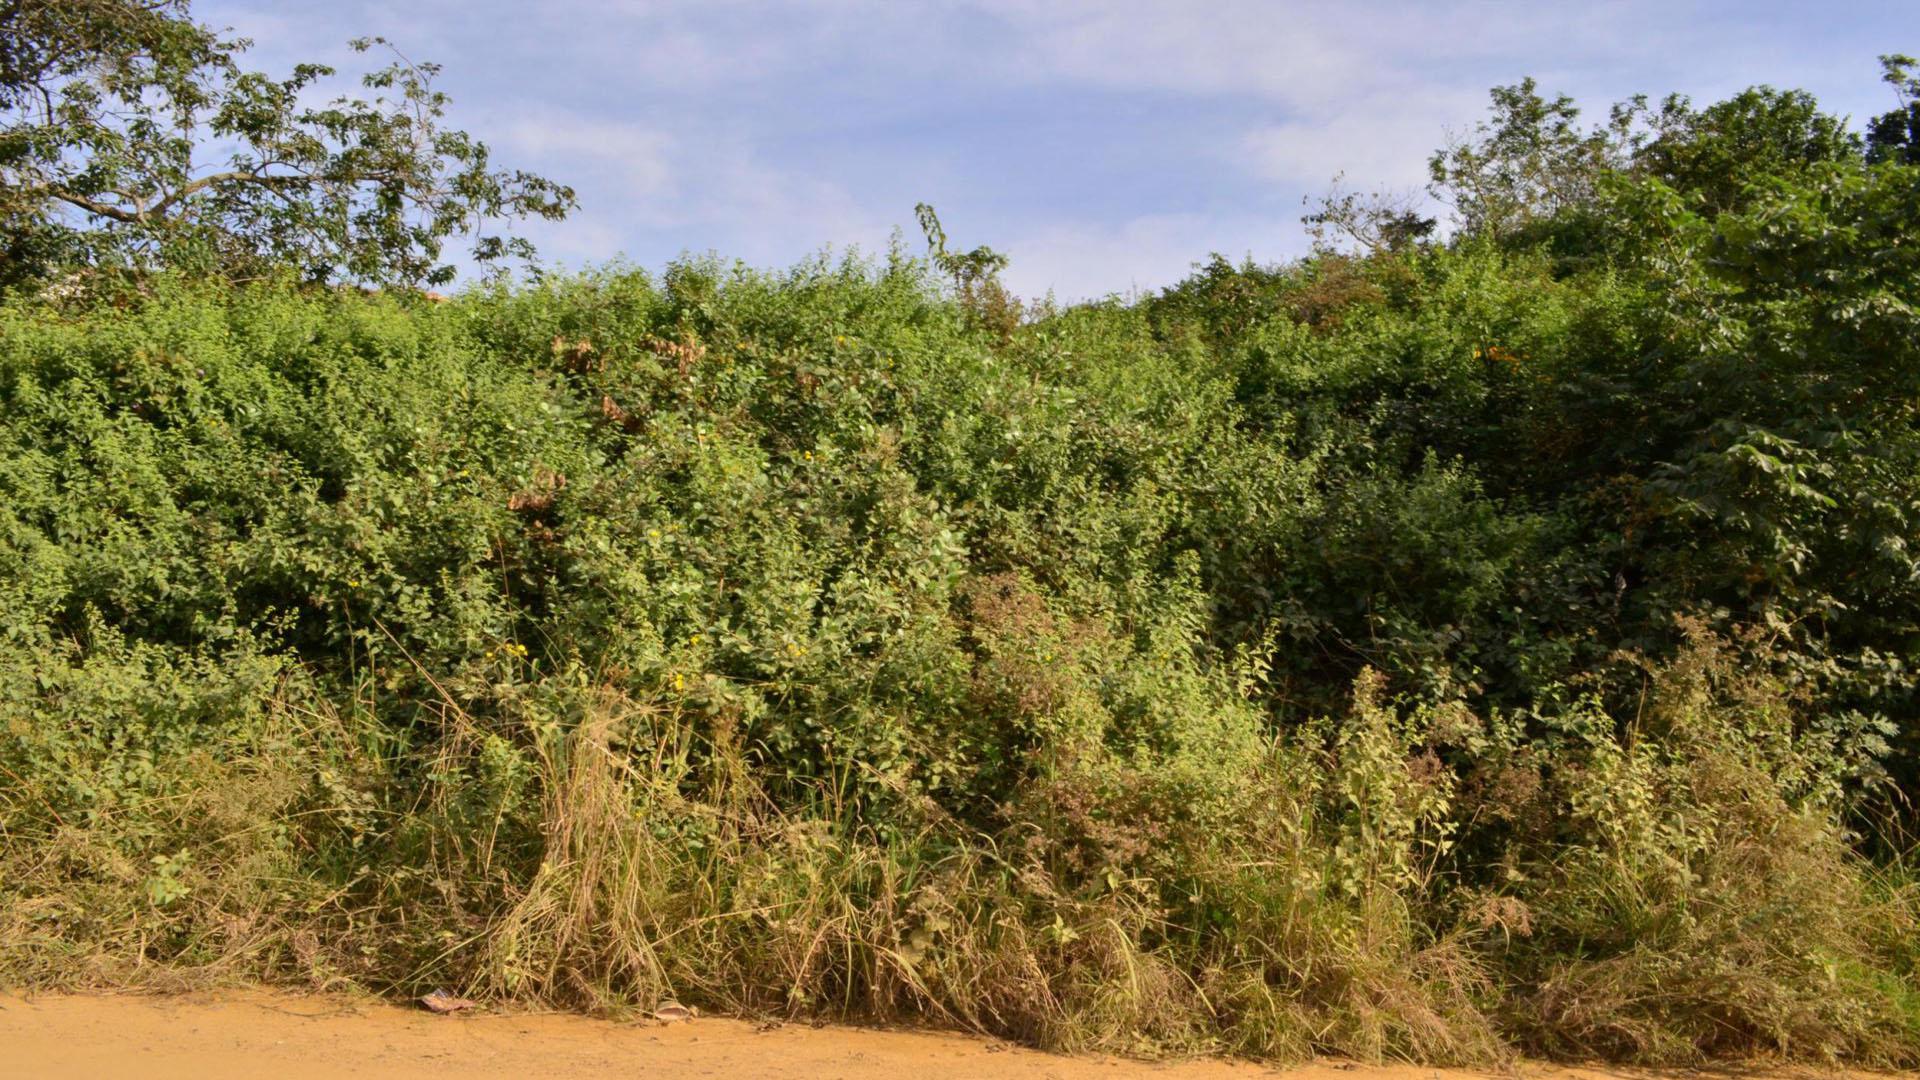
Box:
<box><xmin>475</xmin><ymin>105</ymin><xmax>896</xmax><ymax>271</ymax></box>
<box><xmin>970</xmin><ymin>1</ymin><xmax>1704</xmax><ymax>102</ymax></box>
<box><xmin>974</xmin><ymin>0</ymin><xmax>1366</xmax><ymax>108</ymax></box>
<box><xmin>491</xmin><ymin>110</ymin><xmax>678</xmax><ymax>201</ymax></box>
<box><xmin>192</xmin><ymin>0</ymin><xmax>1916</xmax><ymax>297</ymax></box>
<box><xmin>1239</xmin><ymin>87</ymin><xmax>1484</xmax><ymax>191</ymax></box>
<box><xmin>1003</xmin><ymin>212</ymin><xmax>1304</xmax><ymax>302</ymax></box>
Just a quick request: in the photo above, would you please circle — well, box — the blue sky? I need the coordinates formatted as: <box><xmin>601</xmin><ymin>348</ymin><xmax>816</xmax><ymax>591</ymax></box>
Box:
<box><xmin>200</xmin><ymin>1</ymin><xmax>1917</xmax><ymax>300</ymax></box>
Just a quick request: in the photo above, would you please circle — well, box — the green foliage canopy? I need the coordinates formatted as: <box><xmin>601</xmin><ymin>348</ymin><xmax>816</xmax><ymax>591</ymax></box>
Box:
<box><xmin>0</xmin><ymin>0</ymin><xmax>574</xmax><ymax>289</ymax></box>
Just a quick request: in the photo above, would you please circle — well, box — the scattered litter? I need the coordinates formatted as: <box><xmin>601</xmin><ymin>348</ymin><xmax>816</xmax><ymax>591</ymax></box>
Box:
<box><xmin>418</xmin><ymin>990</ymin><xmax>478</xmax><ymax>1015</ymax></box>
<box><xmin>653</xmin><ymin>1000</ymin><xmax>696</xmax><ymax>1024</ymax></box>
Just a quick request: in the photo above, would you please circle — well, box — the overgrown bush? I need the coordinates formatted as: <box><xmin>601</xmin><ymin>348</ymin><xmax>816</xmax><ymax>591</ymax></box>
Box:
<box><xmin>3</xmin><ymin>146</ymin><xmax>1918</xmax><ymax>1066</ymax></box>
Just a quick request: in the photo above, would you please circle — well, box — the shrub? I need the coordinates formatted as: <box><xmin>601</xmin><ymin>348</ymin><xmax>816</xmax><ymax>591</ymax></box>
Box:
<box><xmin>0</xmin><ymin>238</ymin><xmax>1914</xmax><ymax>1067</ymax></box>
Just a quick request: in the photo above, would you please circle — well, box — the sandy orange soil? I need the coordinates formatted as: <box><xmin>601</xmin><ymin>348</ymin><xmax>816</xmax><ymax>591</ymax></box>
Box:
<box><xmin>0</xmin><ymin>990</ymin><xmax>1886</xmax><ymax>1079</ymax></box>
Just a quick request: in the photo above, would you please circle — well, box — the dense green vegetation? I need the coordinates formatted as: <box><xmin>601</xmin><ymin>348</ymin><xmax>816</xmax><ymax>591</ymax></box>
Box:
<box><xmin>5</xmin><ymin>2</ymin><xmax>1920</xmax><ymax>1067</ymax></box>
<box><xmin>1</xmin><ymin>0</ymin><xmax>572</xmax><ymax>289</ymax></box>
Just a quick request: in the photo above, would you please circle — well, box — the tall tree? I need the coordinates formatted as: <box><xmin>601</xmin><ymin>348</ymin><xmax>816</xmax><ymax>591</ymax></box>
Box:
<box><xmin>1626</xmin><ymin>87</ymin><xmax>1861</xmax><ymax>215</ymax></box>
<box><xmin>0</xmin><ymin>0</ymin><xmax>574</xmax><ymax>289</ymax></box>
<box><xmin>1867</xmin><ymin>54</ymin><xmax>1920</xmax><ymax>165</ymax></box>
<box><xmin>1427</xmin><ymin>78</ymin><xmax>1626</xmax><ymax>241</ymax></box>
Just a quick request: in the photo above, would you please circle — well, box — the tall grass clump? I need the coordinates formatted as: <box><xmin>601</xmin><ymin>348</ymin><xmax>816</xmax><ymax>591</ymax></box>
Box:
<box><xmin>1488</xmin><ymin>627</ymin><xmax>1920</xmax><ymax>1061</ymax></box>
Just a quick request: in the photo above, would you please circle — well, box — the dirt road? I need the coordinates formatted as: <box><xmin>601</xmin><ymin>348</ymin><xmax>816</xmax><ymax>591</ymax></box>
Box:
<box><xmin>0</xmin><ymin>990</ymin><xmax>1871</xmax><ymax>1079</ymax></box>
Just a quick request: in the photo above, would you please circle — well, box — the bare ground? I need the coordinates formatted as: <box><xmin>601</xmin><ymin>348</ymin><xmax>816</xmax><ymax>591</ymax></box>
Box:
<box><xmin>0</xmin><ymin>990</ymin><xmax>1889</xmax><ymax>1079</ymax></box>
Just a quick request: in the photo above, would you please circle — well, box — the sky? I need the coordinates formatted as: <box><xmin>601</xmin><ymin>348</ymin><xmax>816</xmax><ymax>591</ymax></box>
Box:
<box><xmin>197</xmin><ymin>0</ymin><xmax>1918</xmax><ymax>301</ymax></box>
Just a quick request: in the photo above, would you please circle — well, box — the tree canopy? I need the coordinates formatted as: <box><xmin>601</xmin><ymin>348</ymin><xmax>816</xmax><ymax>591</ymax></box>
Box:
<box><xmin>0</xmin><ymin>0</ymin><xmax>574</xmax><ymax>289</ymax></box>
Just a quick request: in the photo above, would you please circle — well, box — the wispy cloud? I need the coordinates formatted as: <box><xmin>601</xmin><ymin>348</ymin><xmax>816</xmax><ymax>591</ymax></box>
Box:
<box><xmin>1004</xmin><ymin>211</ymin><xmax>1300</xmax><ymax>301</ymax></box>
<box><xmin>491</xmin><ymin>111</ymin><xmax>677</xmax><ymax>202</ymax></box>
<box><xmin>195</xmin><ymin>0</ymin><xmax>1918</xmax><ymax>299</ymax></box>
<box><xmin>1238</xmin><ymin>88</ymin><xmax>1485</xmax><ymax>192</ymax></box>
